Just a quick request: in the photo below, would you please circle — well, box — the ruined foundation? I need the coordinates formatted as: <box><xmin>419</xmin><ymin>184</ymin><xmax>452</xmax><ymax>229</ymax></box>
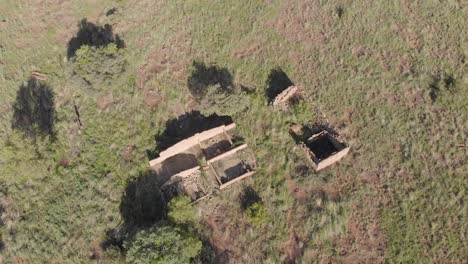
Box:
<box><xmin>206</xmin><ymin>144</ymin><xmax>257</xmax><ymax>190</ymax></box>
<box><xmin>149</xmin><ymin>123</ymin><xmax>256</xmax><ymax>202</ymax></box>
<box><xmin>291</xmin><ymin>125</ymin><xmax>350</xmax><ymax>171</ymax></box>
<box><xmin>160</xmin><ymin>166</ymin><xmax>208</xmax><ymax>202</ymax></box>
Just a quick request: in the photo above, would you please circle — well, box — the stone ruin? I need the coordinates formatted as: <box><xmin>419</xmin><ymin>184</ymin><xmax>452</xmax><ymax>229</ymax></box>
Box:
<box><xmin>206</xmin><ymin>144</ymin><xmax>256</xmax><ymax>190</ymax></box>
<box><xmin>272</xmin><ymin>85</ymin><xmax>303</xmax><ymax>111</ymax></box>
<box><xmin>290</xmin><ymin>124</ymin><xmax>350</xmax><ymax>171</ymax></box>
<box><xmin>149</xmin><ymin>123</ymin><xmax>257</xmax><ymax>202</ymax></box>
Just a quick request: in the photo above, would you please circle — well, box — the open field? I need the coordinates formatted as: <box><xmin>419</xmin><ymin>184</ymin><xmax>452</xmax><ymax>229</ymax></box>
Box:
<box><xmin>0</xmin><ymin>0</ymin><xmax>466</xmax><ymax>263</ymax></box>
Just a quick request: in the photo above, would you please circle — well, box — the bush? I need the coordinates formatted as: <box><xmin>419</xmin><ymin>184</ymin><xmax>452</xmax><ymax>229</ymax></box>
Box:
<box><xmin>125</xmin><ymin>224</ymin><xmax>202</xmax><ymax>264</ymax></box>
<box><xmin>198</xmin><ymin>85</ymin><xmax>250</xmax><ymax>117</ymax></box>
<box><xmin>72</xmin><ymin>43</ymin><xmax>126</xmax><ymax>86</ymax></box>
<box><xmin>168</xmin><ymin>196</ymin><xmax>196</xmax><ymax>226</ymax></box>
<box><xmin>246</xmin><ymin>202</ymin><xmax>269</xmax><ymax>226</ymax></box>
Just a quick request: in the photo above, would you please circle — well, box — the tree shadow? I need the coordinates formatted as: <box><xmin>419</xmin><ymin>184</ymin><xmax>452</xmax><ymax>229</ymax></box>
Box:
<box><xmin>67</xmin><ymin>18</ymin><xmax>125</xmax><ymax>59</ymax></box>
<box><xmin>102</xmin><ymin>169</ymin><xmax>169</xmax><ymax>251</ymax></box>
<box><xmin>120</xmin><ymin>170</ymin><xmax>167</xmax><ymax>230</ymax></box>
<box><xmin>187</xmin><ymin>61</ymin><xmax>234</xmax><ymax>99</ymax></box>
<box><xmin>11</xmin><ymin>78</ymin><xmax>56</xmax><ymax>141</ymax></box>
<box><xmin>147</xmin><ymin>111</ymin><xmax>233</xmax><ymax>159</ymax></box>
<box><xmin>265</xmin><ymin>67</ymin><xmax>294</xmax><ymax>103</ymax></box>
<box><xmin>239</xmin><ymin>186</ymin><xmax>261</xmax><ymax>210</ymax></box>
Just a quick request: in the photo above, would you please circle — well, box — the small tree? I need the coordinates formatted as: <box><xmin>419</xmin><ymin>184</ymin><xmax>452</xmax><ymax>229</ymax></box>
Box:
<box><xmin>168</xmin><ymin>196</ymin><xmax>196</xmax><ymax>226</ymax></box>
<box><xmin>72</xmin><ymin>43</ymin><xmax>126</xmax><ymax>86</ymax></box>
<box><xmin>125</xmin><ymin>224</ymin><xmax>202</xmax><ymax>264</ymax></box>
<box><xmin>198</xmin><ymin>85</ymin><xmax>250</xmax><ymax>117</ymax></box>
<box><xmin>246</xmin><ymin>202</ymin><xmax>269</xmax><ymax>226</ymax></box>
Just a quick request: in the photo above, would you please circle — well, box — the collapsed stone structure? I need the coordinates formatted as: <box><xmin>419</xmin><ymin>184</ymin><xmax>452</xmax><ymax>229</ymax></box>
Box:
<box><xmin>149</xmin><ymin>123</ymin><xmax>256</xmax><ymax>202</ymax></box>
<box><xmin>272</xmin><ymin>85</ymin><xmax>303</xmax><ymax>111</ymax></box>
<box><xmin>290</xmin><ymin>124</ymin><xmax>350</xmax><ymax>171</ymax></box>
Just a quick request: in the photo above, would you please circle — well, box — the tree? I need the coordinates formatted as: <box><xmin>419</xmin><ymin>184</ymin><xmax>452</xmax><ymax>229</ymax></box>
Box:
<box><xmin>246</xmin><ymin>202</ymin><xmax>269</xmax><ymax>226</ymax></box>
<box><xmin>72</xmin><ymin>43</ymin><xmax>126</xmax><ymax>86</ymax></box>
<box><xmin>198</xmin><ymin>85</ymin><xmax>250</xmax><ymax>117</ymax></box>
<box><xmin>125</xmin><ymin>224</ymin><xmax>202</xmax><ymax>264</ymax></box>
<box><xmin>168</xmin><ymin>196</ymin><xmax>196</xmax><ymax>226</ymax></box>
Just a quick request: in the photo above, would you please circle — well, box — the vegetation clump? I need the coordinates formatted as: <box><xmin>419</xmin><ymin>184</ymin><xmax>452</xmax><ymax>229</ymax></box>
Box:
<box><xmin>125</xmin><ymin>224</ymin><xmax>202</xmax><ymax>264</ymax></box>
<box><xmin>72</xmin><ymin>43</ymin><xmax>127</xmax><ymax>86</ymax></box>
<box><xmin>124</xmin><ymin>196</ymin><xmax>202</xmax><ymax>264</ymax></box>
<box><xmin>187</xmin><ymin>61</ymin><xmax>249</xmax><ymax>117</ymax></box>
<box><xmin>198</xmin><ymin>85</ymin><xmax>250</xmax><ymax>117</ymax></box>
<box><xmin>246</xmin><ymin>202</ymin><xmax>269</xmax><ymax>226</ymax></box>
<box><xmin>168</xmin><ymin>196</ymin><xmax>196</xmax><ymax>226</ymax></box>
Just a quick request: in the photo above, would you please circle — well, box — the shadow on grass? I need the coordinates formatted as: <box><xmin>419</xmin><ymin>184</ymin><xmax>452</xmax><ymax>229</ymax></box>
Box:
<box><xmin>428</xmin><ymin>72</ymin><xmax>456</xmax><ymax>102</ymax></box>
<box><xmin>120</xmin><ymin>171</ymin><xmax>167</xmax><ymax>229</ymax></box>
<box><xmin>239</xmin><ymin>186</ymin><xmax>261</xmax><ymax>210</ymax></box>
<box><xmin>187</xmin><ymin>61</ymin><xmax>234</xmax><ymax>99</ymax></box>
<box><xmin>101</xmin><ymin>170</ymin><xmax>168</xmax><ymax>251</ymax></box>
<box><xmin>147</xmin><ymin>111</ymin><xmax>233</xmax><ymax>160</ymax></box>
<box><xmin>67</xmin><ymin>18</ymin><xmax>125</xmax><ymax>59</ymax></box>
<box><xmin>265</xmin><ymin>67</ymin><xmax>294</xmax><ymax>103</ymax></box>
<box><xmin>288</xmin><ymin>122</ymin><xmax>339</xmax><ymax>144</ymax></box>
<box><xmin>11</xmin><ymin>78</ymin><xmax>56</xmax><ymax>141</ymax></box>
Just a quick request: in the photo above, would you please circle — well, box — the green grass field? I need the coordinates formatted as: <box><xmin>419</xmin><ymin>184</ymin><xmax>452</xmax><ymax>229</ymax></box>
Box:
<box><xmin>0</xmin><ymin>0</ymin><xmax>466</xmax><ymax>263</ymax></box>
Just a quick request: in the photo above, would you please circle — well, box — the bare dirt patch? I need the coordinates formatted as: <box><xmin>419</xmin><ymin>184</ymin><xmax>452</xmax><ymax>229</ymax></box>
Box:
<box><xmin>142</xmin><ymin>90</ymin><xmax>161</xmax><ymax>109</ymax></box>
<box><xmin>96</xmin><ymin>93</ymin><xmax>114</xmax><ymax>111</ymax></box>
<box><xmin>232</xmin><ymin>42</ymin><xmax>262</xmax><ymax>59</ymax></box>
<box><xmin>137</xmin><ymin>40</ymin><xmax>190</xmax><ymax>89</ymax></box>
<box><xmin>280</xmin><ymin>232</ymin><xmax>303</xmax><ymax>264</ymax></box>
<box><xmin>287</xmin><ymin>179</ymin><xmax>308</xmax><ymax>203</ymax></box>
<box><xmin>335</xmin><ymin>199</ymin><xmax>386</xmax><ymax>264</ymax></box>
<box><xmin>332</xmin><ymin>170</ymin><xmax>389</xmax><ymax>263</ymax></box>
<box><xmin>121</xmin><ymin>144</ymin><xmax>136</xmax><ymax>162</ymax></box>
<box><xmin>204</xmin><ymin>204</ymin><xmax>241</xmax><ymax>261</ymax></box>
<box><xmin>10</xmin><ymin>0</ymin><xmax>76</xmax><ymax>49</ymax></box>
<box><xmin>267</xmin><ymin>1</ymin><xmax>335</xmax><ymax>46</ymax></box>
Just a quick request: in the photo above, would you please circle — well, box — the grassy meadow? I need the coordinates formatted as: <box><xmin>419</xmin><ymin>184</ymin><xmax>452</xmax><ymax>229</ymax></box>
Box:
<box><xmin>0</xmin><ymin>0</ymin><xmax>466</xmax><ymax>263</ymax></box>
